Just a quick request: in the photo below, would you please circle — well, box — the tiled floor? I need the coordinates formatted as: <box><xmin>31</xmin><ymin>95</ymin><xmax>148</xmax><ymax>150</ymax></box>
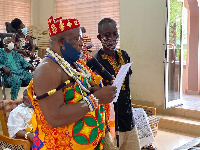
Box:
<box><xmin>177</xmin><ymin>93</ymin><xmax>200</xmax><ymax>110</ymax></box>
<box><xmin>152</xmin><ymin>129</ymin><xmax>196</xmax><ymax>150</ymax></box>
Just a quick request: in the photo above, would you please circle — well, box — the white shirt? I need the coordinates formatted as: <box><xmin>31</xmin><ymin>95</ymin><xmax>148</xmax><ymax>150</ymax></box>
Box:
<box><xmin>7</xmin><ymin>103</ymin><xmax>33</xmax><ymax>138</ymax></box>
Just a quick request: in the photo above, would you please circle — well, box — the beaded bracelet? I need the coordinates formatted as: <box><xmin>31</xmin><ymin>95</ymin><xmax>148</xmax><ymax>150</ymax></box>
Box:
<box><xmin>89</xmin><ymin>94</ymin><xmax>99</xmax><ymax>108</ymax></box>
<box><xmin>83</xmin><ymin>96</ymin><xmax>93</xmax><ymax>111</ymax></box>
<box><xmin>83</xmin><ymin>94</ymin><xmax>99</xmax><ymax>112</ymax></box>
<box><xmin>25</xmin><ymin>132</ymin><xmax>30</xmax><ymax>140</ymax></box>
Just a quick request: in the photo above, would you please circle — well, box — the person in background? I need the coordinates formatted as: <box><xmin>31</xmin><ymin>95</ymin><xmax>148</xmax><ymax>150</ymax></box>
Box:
<box><xmin>89</xmin><ymin>18</ymin><xmax>141</xmax><ymax>150</ymax></box>
<box><xmin>27</xmin><ymin>16</ymin><xmax>117</xmax><ymax>149</ymax></box>
<box><xmin>11</xmin><ymin>18</ymin><xmax>35</xmax><ymax>57</ymax></box>
<box><xmin>81</xmin><ymin>27</ymin><xmax>94</xmax><ymax>61</ymax></box>
<box><xmin>0</xmin><ymin>37</ymin><xmax>34</xmax><ymax>100</ymax></box>
<box><xmin>7</xmin><ymin>89</ymin><xmax>34</xmax><ymax>144</ymax></box>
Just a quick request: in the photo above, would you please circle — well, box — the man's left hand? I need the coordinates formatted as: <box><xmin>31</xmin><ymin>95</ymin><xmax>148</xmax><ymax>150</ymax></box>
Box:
<box><xmin>87</xmin><ymin>80</ymin><xmax>101</xmax><ymax>94</ymax></box>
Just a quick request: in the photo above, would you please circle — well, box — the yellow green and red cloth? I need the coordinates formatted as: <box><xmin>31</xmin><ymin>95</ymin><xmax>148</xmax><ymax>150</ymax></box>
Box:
<box><xmin>27</xmin><ymin>59</ymin><xmax>113</xmax><ymax>150</ymax></box>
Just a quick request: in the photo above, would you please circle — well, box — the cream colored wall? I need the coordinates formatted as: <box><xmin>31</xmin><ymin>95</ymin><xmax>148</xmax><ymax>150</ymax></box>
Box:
<box><xmin>31</xmin><ymin>0</ymin><xmax>55</xmax><ymax>30</ymax></box>
<box><xmin>198</xmin><ymin>0</ymin><xmax>200</xmax><ymax>92</ymax></box>
<box><xmin>31</xmin><ymin>0</ymin><xmax>39</xmax><ymax>26</ymax></box>
<box><xmin>120</xmin><ymin>0</ymin><xmax>166</xmax><ymax>106</ymax></box>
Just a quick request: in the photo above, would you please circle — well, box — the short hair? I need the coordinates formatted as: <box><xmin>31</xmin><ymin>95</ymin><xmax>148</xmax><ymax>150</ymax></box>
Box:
<box><xmin>98</xmin><ymin>18</ymin><xmax>117</xmax><ymax>33</ymax></box>
<box><xmin>11</xmin><ymin>18</ymin><xmax>22</xmax><ymax>30</ymax></box>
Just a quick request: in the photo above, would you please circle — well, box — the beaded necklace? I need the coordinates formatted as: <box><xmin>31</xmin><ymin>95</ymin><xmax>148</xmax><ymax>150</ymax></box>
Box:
<box><xmin>33</xmin><ymin>48</ymin><xmax>99</xmax><ymax>112</ymax></box>
<box><xmin>101</xmin><ymin>50</ymin><xmax>125</xmax><ymax>75</ymax></box>
<box><xmin>46</xmin><ymin>48</ymin><xmax>91</xmax><ymax>93</ymax></box>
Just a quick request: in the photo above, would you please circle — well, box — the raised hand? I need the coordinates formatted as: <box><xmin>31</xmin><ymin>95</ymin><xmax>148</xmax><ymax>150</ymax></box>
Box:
<box><xmin>87</xmin><ymin>80</ymin><xmax>101</xmax><ymax>94</ymax></box>
<box><xmin>93</xmin><ymin>85</ymin><xmax>117</xmax><ymax>104</ymax></box>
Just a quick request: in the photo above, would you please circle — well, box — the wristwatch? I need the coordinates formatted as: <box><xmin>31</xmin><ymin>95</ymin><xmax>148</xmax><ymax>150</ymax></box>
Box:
<box><xmin>25</xmin><ymin>132</ymin><xmax>30</xmax><ymax>140</ymax></box>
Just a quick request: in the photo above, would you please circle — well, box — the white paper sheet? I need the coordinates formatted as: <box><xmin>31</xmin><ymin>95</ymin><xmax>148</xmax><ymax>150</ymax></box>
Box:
<box><xmin>112</xmin><ymin>62</ymin><xmax>132</xmax><ymax>103</ymax></box>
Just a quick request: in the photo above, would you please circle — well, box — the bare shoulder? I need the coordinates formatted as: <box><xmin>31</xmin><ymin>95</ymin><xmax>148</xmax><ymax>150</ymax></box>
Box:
<box><xmin>33</xmin><ymin>57</ymin><xmax>62</xmax><ymax>96</ymax></box>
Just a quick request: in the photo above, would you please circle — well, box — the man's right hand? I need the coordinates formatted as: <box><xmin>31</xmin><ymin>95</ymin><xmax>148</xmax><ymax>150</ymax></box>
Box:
<box><xmin>93</xmin><ymin>85</ymin><xmax>117</xmax><ymax>104</ymax></box>
<box><xmin>3</xmin><ymin>67</ymin><xmax>11</xmax><ymax>76</ymax></box>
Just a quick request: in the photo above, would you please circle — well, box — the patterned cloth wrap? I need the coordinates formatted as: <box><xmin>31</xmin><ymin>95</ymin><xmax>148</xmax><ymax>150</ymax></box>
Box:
<box><xmin>27</xmin><ymin>59</ymin><xmax>112</xmax><ymax>150</ymax></box>
<box><xmin>0</xmin><ymin>48</ymin><xmax>33</xmax><ymax>100</ymax></box>
<box><xmin>15</xmin><ymin>35</ymin><xmax>30</xmax><ymax>50</ymax></box>
<box><xmin>16</xmin><ymin>35</ymin><xmax>41</xmax><ymax>68</ymax></box>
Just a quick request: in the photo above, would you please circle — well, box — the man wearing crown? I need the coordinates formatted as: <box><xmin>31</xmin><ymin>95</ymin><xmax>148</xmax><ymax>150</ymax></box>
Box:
<box><xmin>27</xmin><ymin>16</ymin><xmax>117</xmax><ymax>149</ymax></box>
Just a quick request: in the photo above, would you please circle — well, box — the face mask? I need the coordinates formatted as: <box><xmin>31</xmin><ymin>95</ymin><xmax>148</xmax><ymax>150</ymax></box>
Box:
<box><xmin>7</xmin><ymin>42</ymin><xmax>14</xmax><ymax>50</ymax></box>
<box><xmin>21</xmin><ymin>28</ymin><xmax>27</xmax><ymax>35</ymax></box>
<box><xmin>100</xmin><ymin>37</ymin><xmax>118</xmax><ymax>50</ymax></box>
<box><xmin>60</xmin><ymin>40</ymin><xmax>81</xmax><ymax>63</ymax></box>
